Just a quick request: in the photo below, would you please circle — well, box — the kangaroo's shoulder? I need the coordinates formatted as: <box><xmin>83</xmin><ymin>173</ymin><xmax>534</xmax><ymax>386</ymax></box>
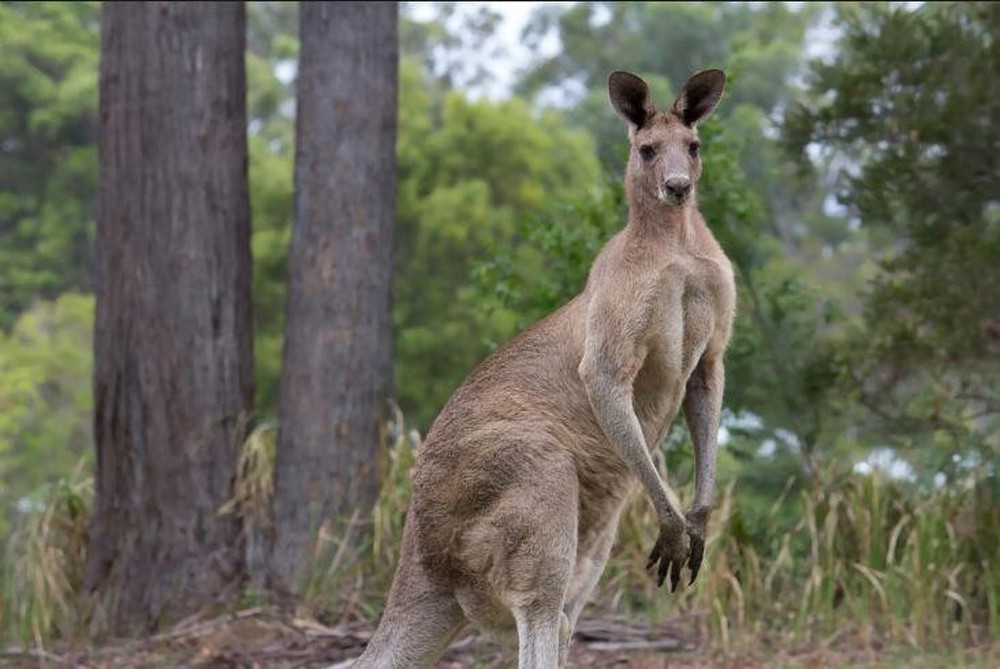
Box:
<box><xmin>584</xmin><ymin>227</ymin><xmax>666</xmax><ymax>295</ymax></box>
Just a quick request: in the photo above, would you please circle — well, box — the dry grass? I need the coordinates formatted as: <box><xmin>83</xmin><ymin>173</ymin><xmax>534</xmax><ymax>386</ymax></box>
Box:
<box><xmin>299</xmin><ymin>405</ymin><xmax>420</xmax><ymax>624</ymax></box>
<box><xmin>596</xmin><ymin>470</ymin><xmax>999</xmax><ymax>657</ymax></box>
<box><xmin>298</xmin><ymin>424</ymin><xmax>998</xmax><ymax>658</ymax></box>
<box><xmin>1</xmin><ymin>464</ymin><xmax>91</xmax><ymax>647</ymax></box>
<box><xmin>219</xmin><ymin>421</ymin><xmax>277</xmax><ymax>530</ymax></box>
<box><xmin>3</xmin><ymin>413</ymin><xmax>997</xmax><ymax>665</ymax></box>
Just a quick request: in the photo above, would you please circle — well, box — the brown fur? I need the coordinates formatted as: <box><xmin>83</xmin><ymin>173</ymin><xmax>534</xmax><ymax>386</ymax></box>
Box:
<box><xmin>352</xmin><ymin>68</ymin><xmax>735</xmax><ymax>669</ymax></box>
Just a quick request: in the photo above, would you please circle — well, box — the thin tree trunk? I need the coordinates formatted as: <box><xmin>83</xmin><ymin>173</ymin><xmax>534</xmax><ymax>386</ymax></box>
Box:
<box><xmin>269</xmin><ymin>1</ymin><xmax>398</xmax><ymax>594</ymax></box>
<box><xmin>85</xmin><ymin>1</ymin><xmax>253</xmax><ymax>634</ymax></box>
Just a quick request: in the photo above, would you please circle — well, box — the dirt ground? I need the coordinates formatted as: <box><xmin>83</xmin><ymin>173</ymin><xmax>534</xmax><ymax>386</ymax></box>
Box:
<box><xmin>2</xmin><ymin>608</ymin><xmax>996</xmax><ymax>668</ymax></box>
<box><xmin>0</xmin><ymin>609</ymin><xmax>709</xmax><ymax>668</ymax></box>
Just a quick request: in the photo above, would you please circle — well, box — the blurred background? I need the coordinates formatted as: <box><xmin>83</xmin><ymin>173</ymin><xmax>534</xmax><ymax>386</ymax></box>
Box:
<box><xmin>0</xmin><ymin>1</ymin><xmax>997</xmax><ymax>664</ymax></box>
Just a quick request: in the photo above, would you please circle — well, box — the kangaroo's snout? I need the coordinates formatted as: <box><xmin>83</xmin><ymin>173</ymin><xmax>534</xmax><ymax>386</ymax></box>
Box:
<box><xmin>662</xmin><ymin>176</ymin><xmax>692</xmax><ymax>202</ymax></box>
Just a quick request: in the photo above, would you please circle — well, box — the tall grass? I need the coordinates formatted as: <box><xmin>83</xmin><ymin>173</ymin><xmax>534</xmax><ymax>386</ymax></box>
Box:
<box><xmin>596</xmin><ymin>470</ymin><xmax>999</xmax><ymax>655</ymax></box>
<box><xmin>1</xmin><ymin>466</ymin><xmax>92</xmax><ymax>647</ymax></box>
<box><xmin>299</xmin><ymin>422</ymin><xmax>997</xmax><ymax>656</ymax></box>
<box><xmin>299</xmin><ymin>405</ymin><xmax>420</xmax><ymax>623</ymax></box>
<box><xmin>3</xmin><ymin>415</ymin><xmax>997</xmax><ymax>660</ymax></box>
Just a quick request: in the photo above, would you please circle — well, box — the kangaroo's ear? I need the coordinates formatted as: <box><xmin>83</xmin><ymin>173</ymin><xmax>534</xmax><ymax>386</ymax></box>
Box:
<box><xmin>608</xmin><ymin>71</ymin><xmax>656</xmax><ymax>129</ymax></box>
<box><xmin>672</xmin><ymin>69</ymin><xmax>726</xmax><ymax>127</ymax></box>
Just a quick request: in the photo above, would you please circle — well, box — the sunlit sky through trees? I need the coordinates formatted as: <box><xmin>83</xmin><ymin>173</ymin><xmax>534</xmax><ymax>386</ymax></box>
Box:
<box><xmin>407</xmin><ymin>2</ymin><xmax>839</xmax><ymax>103</ymax></box>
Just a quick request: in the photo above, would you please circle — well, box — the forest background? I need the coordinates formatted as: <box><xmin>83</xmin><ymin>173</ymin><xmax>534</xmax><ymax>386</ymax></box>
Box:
<box><xmin>0</xmin><ymin>0</ymin><xmax>997</xmax><ymax>662</ymax></box>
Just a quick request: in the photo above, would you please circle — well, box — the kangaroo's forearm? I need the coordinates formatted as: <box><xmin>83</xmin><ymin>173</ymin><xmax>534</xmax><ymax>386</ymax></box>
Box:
<box><xmin>683</xmin><ymin>358</ymin><xmax>724</xmax><ymax>511</ymax></box>
<box><xmin>582</xmin><ymin>375</ymin><xmax>684</xmax><ymax>523</ymax></box>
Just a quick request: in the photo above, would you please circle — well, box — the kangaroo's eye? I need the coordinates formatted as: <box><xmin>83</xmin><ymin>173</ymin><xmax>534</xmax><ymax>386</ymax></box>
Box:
<box><xmin>639</xmin><ymin>145</ymin><xmax>656</xmax><ymax>161</ymax></box>
<box><xmin>689</xmin><ymin>142</ymin><xmax>701</xmax><ymax>158</ymax></box>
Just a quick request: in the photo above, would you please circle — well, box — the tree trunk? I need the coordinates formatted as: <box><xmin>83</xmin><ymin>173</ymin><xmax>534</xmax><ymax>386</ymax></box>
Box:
<box><xmin>269</xmin><ymin>1</ymin><xmax>398</xmax><ymax>594</ymax></box>
<box><xmin>85</xmin><ymin>1</ymin><xmax>253</xmax><ymax>633</ymax></box>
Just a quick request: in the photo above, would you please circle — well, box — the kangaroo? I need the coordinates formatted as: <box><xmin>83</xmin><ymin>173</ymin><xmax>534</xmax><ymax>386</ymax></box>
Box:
<box><xmin>354</xmin><ymin>68</ymin><xmax>735</xmax><ymax>669</ymax></box>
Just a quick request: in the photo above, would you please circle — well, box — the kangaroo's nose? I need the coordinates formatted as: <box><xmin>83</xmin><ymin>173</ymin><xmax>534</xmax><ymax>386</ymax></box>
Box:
<box><xmin>664</xmin><ymin>177</ymin><xmax>692</xmax><ymax>199</ymax></box>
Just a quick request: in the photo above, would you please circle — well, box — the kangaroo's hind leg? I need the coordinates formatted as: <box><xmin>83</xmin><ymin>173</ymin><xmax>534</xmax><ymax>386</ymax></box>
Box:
<box><xmin>487</xmin><ymin>452</ymin><xmax>578</xmax><ymax>668</ymax></box>
<box><xmin>353</xmin><ymin>520</ymin><xmax>466</xmax><ymax>668</ymax></box>
<box><xmin>511</xmin><ymin>605</ymin><xmax>569</xmax><ymax>669</ymax></box>
<box><xmin>564</xmin><ymin>507</ymin><xmax>622</xmax><ymax>636</ymax></box>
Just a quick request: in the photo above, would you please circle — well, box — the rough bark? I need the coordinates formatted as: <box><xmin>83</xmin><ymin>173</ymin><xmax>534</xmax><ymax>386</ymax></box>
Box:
<box><xmin>269</xmin><ymin>1</ymin><xmax>398</xmax><ymax>593</ymax></box>
<box><xmin>86</xmin><ymin>1</ymin><xmax>254</xmax><ymax>633</ymax></box>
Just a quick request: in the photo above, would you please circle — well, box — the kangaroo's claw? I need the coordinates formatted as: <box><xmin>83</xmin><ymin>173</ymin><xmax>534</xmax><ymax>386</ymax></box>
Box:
<box><xmin>688</xmin><ymin>532</ymin><xmax>705</xmax><ymax>585</ymax></box>
<box><xmin>647</xmin><ymin>519</ymin><xmax>691</xmax><ymax>593</ymax></box>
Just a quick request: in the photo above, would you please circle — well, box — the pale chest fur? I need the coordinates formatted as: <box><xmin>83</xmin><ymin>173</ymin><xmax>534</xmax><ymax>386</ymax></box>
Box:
<box><xmin>632</xmin><ymin>250</ymin><xmax>735</xmax><ymax>441</ymax></box>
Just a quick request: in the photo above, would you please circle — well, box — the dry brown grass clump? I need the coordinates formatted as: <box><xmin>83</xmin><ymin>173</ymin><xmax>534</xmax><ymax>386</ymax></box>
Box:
<box><xmin>2</xmin><ymin>465</ymin><xmax>91</xmax><ymax>647</ymax></box>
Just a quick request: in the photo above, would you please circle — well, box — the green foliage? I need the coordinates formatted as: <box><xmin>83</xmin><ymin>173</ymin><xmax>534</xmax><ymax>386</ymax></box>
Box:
<box><xmin>245</xmin><ymin>1</ymin><xmax>297</xmax><ymax>414</ymax></box>
<box><xmin>784</xmin><ymin>1</ymin><xmax>1000</xmax><ymax>471</ymax></box>
<box><xmin>519</xmin><ymin>2</ymin><xmax>814</xmax><ymax>109</ymax></box>
<box><xmin>473</xmin><ymin>180</ymin><xmax>625</xmax><ymax>332</ymax></box>
<box><xmin>0</xmin><ymin>1</ymin><xmax>99</xmax><ymax>327</ymax></box>
<box><xmin>518</xmin><ymin>2</ymin><xmax>818</xmax><ymax>198</ymax></box>
<box><xmin>243</xmin><ymin>6</ymin><xmax>604</xmax><ymax>427</ymax></box>
<box><xmin>248</xmin><ymin>134</ymin><xmax>293</xmax><ymax>414</ymax></box>
<box><xmin>394</xmin><ymin>66</ymin><xmax>602</xmax><ymax>427</ymax></box>
<box><xmin>0</xmin><ymin>294</ymin><xmax>93</xmax><ymax>538</ymax></box>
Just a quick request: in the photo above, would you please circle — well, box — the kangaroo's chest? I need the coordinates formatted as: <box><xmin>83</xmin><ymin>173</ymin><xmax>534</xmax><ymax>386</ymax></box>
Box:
<box><xmin>632</xmin><ymin>256</ymin><xmax>733</xmax><ymax>428</ymax></box>
<box><xmin>659</xmin><ymin>255</ymin><xmax>731</xmax><ymax>363</ymax></box>
<box><xmin>680</xmin><ymin>255</ymin><xmax>732</xmax><ymax>359</ymax></box>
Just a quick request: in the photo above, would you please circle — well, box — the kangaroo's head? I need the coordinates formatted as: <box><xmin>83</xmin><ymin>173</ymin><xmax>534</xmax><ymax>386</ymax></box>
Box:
<box><xmin>608</xmin><ymin>69</ymin><xmax>726</xmax><ymax>208</ymax></box>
